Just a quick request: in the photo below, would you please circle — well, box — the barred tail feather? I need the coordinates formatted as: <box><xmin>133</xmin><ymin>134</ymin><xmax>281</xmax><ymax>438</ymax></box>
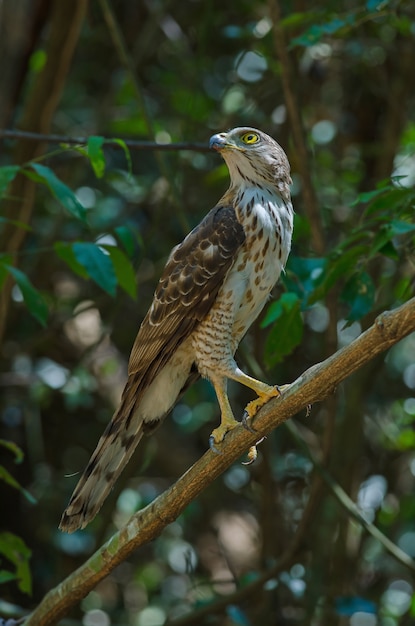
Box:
<box><xmin>59</xmin><ymin>395</ymin><xmax>146</xmax><ymax>533</ymax></box>
<box><xmin>59</xmin><ymin>355</ymin><xmax>197</xmax><ymax>533</ymax></box>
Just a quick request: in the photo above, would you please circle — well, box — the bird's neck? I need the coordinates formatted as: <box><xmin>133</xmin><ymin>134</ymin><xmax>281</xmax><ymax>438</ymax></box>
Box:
<box><xmin>224</xmin><ymin>182</ymin><xmax>294</xmax><ymax>240</ymax></box>
<box><xmin>227</xmin><ymin>180</ymin><xmax>292</xmax><ymax>212</ymax></box>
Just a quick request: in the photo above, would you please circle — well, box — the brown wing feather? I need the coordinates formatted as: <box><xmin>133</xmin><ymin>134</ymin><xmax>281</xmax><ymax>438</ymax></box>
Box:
<box><xmin>127</xmin><ymin>204</ymin><xmax>245</xmax><ymax>383</ymax></box>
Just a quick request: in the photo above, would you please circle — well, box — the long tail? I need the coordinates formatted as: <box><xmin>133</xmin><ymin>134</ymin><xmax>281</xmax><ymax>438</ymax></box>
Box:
<box><xmin>59</xmin><ymin>379</ymin><xmax>148</xmax><ymax>533</ymax></box>
<box><xmin>59</xmin><ymin>362</ymin><xmax>199</xmax><ymax>533</ymax></box>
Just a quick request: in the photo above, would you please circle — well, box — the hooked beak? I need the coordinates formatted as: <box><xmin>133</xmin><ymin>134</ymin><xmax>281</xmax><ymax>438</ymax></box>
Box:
<box><xmin>209</xmin><ymin>132</ymin><xmax>242</xmax><ymax>152</ymax></box>
<box><xmin>209</xmin><ymin>132</ymin><xmax>228</xmax><ymax>151</ymax></box>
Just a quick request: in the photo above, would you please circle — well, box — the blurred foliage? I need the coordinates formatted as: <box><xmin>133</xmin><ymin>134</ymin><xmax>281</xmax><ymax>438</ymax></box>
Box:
<box><xmin>0</xmin><ymin>0</ymin><xmax>415</xmax><ymax>625</ymax></box>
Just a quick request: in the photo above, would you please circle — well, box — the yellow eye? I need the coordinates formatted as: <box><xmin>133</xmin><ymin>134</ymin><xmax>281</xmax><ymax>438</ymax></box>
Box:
<box><xmin>241</xmin><ymin>132</ymin><xmax>259</xmax><ymax>145</ymax></box>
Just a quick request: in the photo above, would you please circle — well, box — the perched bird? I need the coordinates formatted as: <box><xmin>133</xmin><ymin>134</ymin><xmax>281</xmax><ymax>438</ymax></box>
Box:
<box><xmin>59</xmin><ymin>127</ymin><xmax>294</xmax><ymax>533</ymax></box>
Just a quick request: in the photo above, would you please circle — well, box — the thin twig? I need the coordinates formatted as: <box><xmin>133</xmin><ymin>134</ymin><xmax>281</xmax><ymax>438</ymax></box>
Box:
<box><xmin>0</xmin><ymin>129</ymin><xmax>209</xmax><ymax>151</ymax></box>
<box><xmin>286</xmin><ymin>420</ymin><xmax>415</xmax><ymax>571</ymax></box>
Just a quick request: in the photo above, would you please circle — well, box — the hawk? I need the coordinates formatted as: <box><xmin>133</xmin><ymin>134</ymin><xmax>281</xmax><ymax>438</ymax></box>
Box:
<box><xmin>60</xmin><ymin>127</ymin><xmax>293</xmax><ymax>533</ymax></box>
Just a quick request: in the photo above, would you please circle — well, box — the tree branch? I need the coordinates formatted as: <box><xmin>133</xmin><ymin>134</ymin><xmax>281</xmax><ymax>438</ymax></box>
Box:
<box><xmin>0</xmin><ymin>128</ymin><xmax>210</xmax><ymax>151</ymax></box>
<box><xmin>23</xmin><ymin>297</ymin><xmax>415</xmax><ymax>626</ymax></box>
<box><xmin>270</xmin><ymin>0</ymin><xmax>325</xmax><ymax>256</ymax></box>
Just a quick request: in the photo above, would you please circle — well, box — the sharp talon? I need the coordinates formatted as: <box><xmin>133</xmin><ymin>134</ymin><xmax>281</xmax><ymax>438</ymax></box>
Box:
<box><xmin>242</xmin><ymin>410</ymin><xmax>257</xmax><ymax>433</ymax></box>
<box><xmin>209</xmin><ymin>435</ymin><xmax>222</xmax><ymax>455</ymax></box>
<box><xmin>305</xmin><ymin>404</ymin><xmax>312</xmax><ymax>417</ymax></box>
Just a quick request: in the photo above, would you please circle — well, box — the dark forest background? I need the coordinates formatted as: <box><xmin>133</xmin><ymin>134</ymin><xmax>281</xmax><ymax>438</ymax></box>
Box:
<box><xmin>1</xmin><ymin>1</ymin><xmax>415</xmax><ymax>625</ymax></box>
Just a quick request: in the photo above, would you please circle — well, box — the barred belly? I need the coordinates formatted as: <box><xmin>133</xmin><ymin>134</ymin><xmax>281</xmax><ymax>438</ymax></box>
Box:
<box><xmin>191</xmin><ymin>190</ymin><xmax>292</xmax><ymax>377</ymax></box>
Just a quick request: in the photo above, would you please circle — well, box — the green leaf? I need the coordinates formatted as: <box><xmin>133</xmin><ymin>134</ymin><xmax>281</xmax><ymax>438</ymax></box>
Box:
<box><xmin>72</xmin><ymin>242</ymin><xmax>117</xmax><ymax>296</ymax></box>
<box><xmin>0</xmin><ymin>466</ymin><xmax>36</xmax><ymax>504</ymax></box>
<box><xmin>0</xmin><ymin>532</ymin><xmax>32</xmax><ymax>595</ymax></box>
<box><xmin>395</xmin><ymin>429</ymin><xmax>415</xmax><ymax>450</ymax></box>
<box><xmin>103</xmin><ymin>245</ymin><xmax>137</xmax><ymax>299</ymax></box>
<box><xmin>0</xmin><ymin>570</ymin><xmax>18</xmax><ymax>585</ymax></box>
<box><xmin>365</xmin><ymin>188</ymin><xmax>414</xmax><ymax>215</ymax></box>
<box><xmin>54</xmin><ymin>242</ymin><xmax>89</xmax><ymax>279</ymax></box>
<box><xmin>290</xmin><ymin>14</ymin><xmax>355</xmax><ymax>47</ymax></box>
<box><xmin>4</xmin><ymin>264</ymin><xmax>48</xmax><ymax>326</ymax></box>
<box><xmin>366</xmin><ymin>0</ymin><xmax>389</xmax><ymax>10</ymax></box>
<box><xmin>309</xmin><ymin>247</ymin><xmax>366</xmax><ymax>303</ymax></box>
<box><xmin>291</xmin><ymin>24</ymin><xmax>324</xmax><ymax>47</ymax></box>
<box><xmin>341</xmin><ymin>272</ymin><xmax>375</xmax><ymax>322</ymax></box>
<box><xmin>389</xmin><ymin>219</ymin><xmax>415</xmax><ymax>235</ymax></box>
<box><xmin>369</xmin><ymin>226</ymin><xmax>395</xmax><ymax>257</ymax></box>
<box><xmin>281</xmin><ymin>11</ymin><xmax>320</xmax><ymax>29</ymax></box>
<box><xmin>87</xmin><ymin>135</ymin><xmax>106</xmax><ymax>178</ymax></box>
<box><xmin>378</xmin><ymin>240</ymin><xmax>399</xmax><ymax>261</ymax></box>
<box><xmin>284</xmin><ymin>256</ymin><xmax>326</xmax><ymax>305</ymax></box>
<box><xmin>264</xmin><ymin>294</ymin><xmax>303</xmax><ymax>367</ymax></box>
<box><xmin>25</xmin><ymin>163</ymin><xmax>86</xmax><ymax>221</ymax></box>
<box><xmin>69</xmin><ymin>144</ymin><xmax>89</xmax><ymax>158</ymax></box>
<box><xmin>351</xmin><ymin>187</ymin><xmax>388</xmax><ymax>206</ymax></box>
<box><xmin>112</xmin><ymin>138</ymin><xmax>133</xmax><ymax>175</ymax></box>
<box><xmin>0</xmin><ymin>439</ymin><xmax>24</xmax><ymax>464</ymax></box>
<box><xmin>226</xmin><ymin>605</ymin><xmax>250</xmax><ymax>626</ymax></box>
<box><xmin>321</xmin><ymin>16</ymin><xmax>354</xmax><ymax>35</ymax></box>
<box><xmin>261</xmin><ymin>292</ymin><xmax>300</xmax><ymax>328</ymax></box>
<box><xmin>29</xmin><ymin>49</ymin><xmax>47</xmax><ymax>73</ymax></box>
<box><xmin>394</xmin><ymin>277</ymin><xmax>412</xmax><ymax>301</ymax></box>
<box><xmin>0</xmin><ymin>165</ymin><xmax>20</xmax><ymax>197</ymax></box>
<box><xmin>369</xmin><ymin>220</ymin><xmax>415</xmax><ymax>258</ymax></box>
<box><xmin>115</xmin><ymin>224</ymin><xmax>139</xmax><ymax>257</ymax></box>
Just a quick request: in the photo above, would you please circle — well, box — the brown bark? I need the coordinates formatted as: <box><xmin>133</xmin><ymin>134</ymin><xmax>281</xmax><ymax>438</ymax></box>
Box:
<box><xmin>0</xmin><ymin>0</ymin><xmax>88</xmax><ymax>343</ymax></box>
<box><xmin>270</xmin><ymin>0</ymin><xmax>325</xmax><ymax>257</ymax></box>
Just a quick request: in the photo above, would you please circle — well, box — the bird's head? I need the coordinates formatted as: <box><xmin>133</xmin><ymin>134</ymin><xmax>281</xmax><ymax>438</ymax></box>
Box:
<box><xmin>209</xmin><ymin>127</ymin><xmax>292</xmax><ymax>200</ymax></box>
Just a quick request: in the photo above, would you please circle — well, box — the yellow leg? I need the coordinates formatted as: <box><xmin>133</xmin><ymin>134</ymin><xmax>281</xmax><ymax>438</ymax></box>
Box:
<box><xmin>208</xmin><ymin>366</ymin><xmax>289</xmax><ymax>457</ymax></box>
<box><xmin>226</xmin><ymin>367</ymin><xmax>289</xmax><ymax>420</ymax></box>
<box><xmin>209</xmin><ymin>378</ymin><xmax>239</xmax><ymax>451</ymax></box>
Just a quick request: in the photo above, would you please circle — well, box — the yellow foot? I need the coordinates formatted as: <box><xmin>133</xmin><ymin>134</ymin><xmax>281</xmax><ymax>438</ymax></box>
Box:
<box><xmin>242</xmin><ymin>384</ymin><xmax>290</xmax><ymax>431</ymax></box>
<box><xmin>209</xmin><ymin>418</ymin><xmax>239</xmax><ymax>454</ymax></box>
